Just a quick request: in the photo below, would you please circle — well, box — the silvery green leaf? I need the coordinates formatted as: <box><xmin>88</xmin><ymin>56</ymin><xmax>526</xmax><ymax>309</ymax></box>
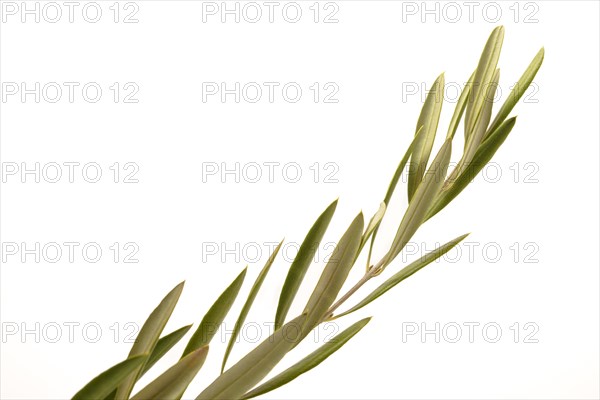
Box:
<box><xmin>115</xmin><ymin>282</ymin><xmax>185</xmax><ymax>400</ymax></box>
<box><xmin>142</xmin><ymin>324</ymin><xmax>192</xmax><ymax>377</ymax></box>
<box><xmin>407</xmin><ymin>73</ymin><xmax>445</xmax><ymax>201</ymax></box>
<box><xmin>222</xmin><ymin>240</ymin><xmax>284</xmax><ymax>372</ymax></box>
<box><xmin>465</xmin><ymin>26</ymin><xmax>504</xmax><ymax>137</ymax></box>
<box><xmin>366</xmin><ymin>126</ymin><xmax>425</xmax><ymax>268</ymax></box>
<box><xmin>302</xmin><ymin>213</ymin><xmax>364</xmax><ymax>331</ymax></box>
<box><xmin>240</xmin><ymin>318</ymin><xmax>371</xmax><ymax>399</ymax></box>
<box><xmin>275</xmin><ymin>200</ymin><xmax>337</xmax><ymax>330</ymax></box>
<box><xmin>196</xmin><ymin>315</ymin><xmax>307</xmax><ymax>400</ymax></box>
<box><xmin>73</xmin><ymin>355</ymin><xmax>147</xmax><ymax>400</ymax></box>
<box><xmin>461</xmin><ymin>68</ymin><xmax>500</xmax><ymax>168</ymax></box>
<box><xmin>455</xmin><ymin>71</ymin><xmax>475</xmax><ymax>143</ymax></box>
<box><xmin>382</xmin><ymin>139</ymin><xmax>452</xmax><ymax>268</ymax></box>
<box><xmin>182</xmin><ymin>267</ymin><xmax>247</xmax><ymax>358</ymax></box>
<box><xmin>426</xmin><ymin>117</ymin><xmax>516</xmax><ymax>220</ymax></box>
<box><xmin>130</xmin><ymin>346</ymin><xmax>209</xmax><ymax>400</ymax></box>
<box><xmin>358</xmin><ymin>202</ymin><xmax>386</xmax><ymax>260</ymax></box>
<box><xmin>486</xmin><ymin>47</ymin><xmax>544</xmax><ymax>137</ymax></box>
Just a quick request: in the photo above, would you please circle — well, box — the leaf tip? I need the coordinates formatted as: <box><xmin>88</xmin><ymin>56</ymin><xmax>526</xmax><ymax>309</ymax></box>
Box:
<box><xmin>324</xmin><ymin>198</ymin><xmax>339</xmax><ymax>216</ymax></box>
<box><xmin>172</xmin><ymin>281</ymin><xmax>186</xmax><ymax>296</ymax></box>
<box><xmin>357</xmin><ymin>211</ymin><xmax>365</xmax><ymax>224</ymax></box>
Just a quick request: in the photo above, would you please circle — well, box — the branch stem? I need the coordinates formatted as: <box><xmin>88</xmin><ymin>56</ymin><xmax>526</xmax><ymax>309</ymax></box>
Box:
<box><xmin>322</xmin><ymin>258</ymin><xmax>385</xmax><ymax>321</ymax></box>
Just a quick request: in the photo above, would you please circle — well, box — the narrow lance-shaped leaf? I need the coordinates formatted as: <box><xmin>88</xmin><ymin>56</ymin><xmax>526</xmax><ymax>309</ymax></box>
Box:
<box><xmin>196</xmin><ymin>315</ymin><xmax>307</xmax><ymax>400</ymax></box>
<box><xmin>451</xmin><ymin>27</ymin><xmax>504</xmax><ymax>189</ymax></box>
<box><xmin>115</xmin><ymin>282</ymin><xmax>185</xmax><ymax>400</ymax></box>
<box><xmin>453</xmin><ymin>71</ymin><xmax>475</xmax><ymax>143</ymax></box>
<box><xmin>476</xmin><ymin>67</ymin><xmax>500</xmax><ymax>137</ymax></box>
<box><xmin>462</xmin><ymin>68</ymin><xmax>500</xmax><ymax>167</ymax></box>
<box><xmin>222</xmin><ymin>240</ymin><xmax>284</xmax><ymax>373</ymax></box>
<box><xmin>447</xmin><ymin>68</ymin><xmax>500</xmax><ymax>186</ymax></box>
<box><xmin>142</xmin><ymin>324</ymin><xmax>192</xmax><ymax>377</ymax></box>
<box><xmin>182</xmin><ymin>267</ymin><xmax>247</xmax><ymax>358</ymax></box>
<box><xmin>381</xmin><ymin>139</ymin><xmax>452</xmax><ymax>269</ymax></box>
<box><xmin>408</xmin><ymin>73</ymin><xmax>445</xmax><ymax>201</ymax></box>
<box><xmin>334</xmin><ymin>234</ymin><xmax>469</xmax><ymax>320</ymax></box>
<box><xmin>426</xmin><ymin>117</ymin><xmax>517</xmax><ymax>221</ymax></box>
<box><xmin>131</xmin><ymin>346</ymin><xmax>209</xmax><ymax>400</ymax></box>
<box><xmin>302</xmin><ymin>213</ymin><xmax>364</xmax><ymax>331</ymax></box>
<box><xmin>465</xmin><ymin>26</ymin><xmax>504</xmax><ymax>137</ymax></box>
<box><xmin>383</xmin><ymin>126</ymin><xmax>426</xmax><ymax>207</ymax></box>
<box><xmin>275</xmin><ymin>200</ymin><xmax>337</xmax><ymax>330</ymax></box>
<box><xmin>366</xmin><ymin>126</ymin><xmax>425</xmax><ymax>269</ymax></box>
<box><xmin>240</xmin><ymin>318</ymin><xmax>371</xmax><ymax>400</ymax></box>
<box><xmin>358</xmin><ymin>202</ymin><xmax>386</xmax><ymax>263</ymax></box>
<box><xmin>73</xmin><ymin>355</ymin><xmax>148</xmax><ymax>400</ymax></box>
<box><xmin>102</xmin><ymin>325</ymin><xmax>193</xmax><ymax>400</ymax></box>
<box><xmin>485</xmin><ymin>47</ymin><xmax>544</xmax><ymax>138</ymax></box>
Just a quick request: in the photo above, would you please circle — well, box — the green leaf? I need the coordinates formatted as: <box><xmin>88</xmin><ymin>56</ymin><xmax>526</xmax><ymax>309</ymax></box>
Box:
<box><xmin>383</xmin><ymin>126</ymin><xmax>426</xmax><ymax>207</ymax></box>
<box><xmin>462</xmin><ymin>68</ymin><xmax>500</xmax><ymax>166</ymax></box>
<box><xmin>130</xmin><ymin>346</ymin><xmax>209</xmax><ymax>400</ymax></box>
<box><xmin>240</xmin><ymin>318</ymin><xmax>371</xmax><ymax>399</ymax></box>
<box><xmin>358</xmin><ymin>202</ymin><xmax>386</xmax><ymax>261</ymax></box>
<box><xmin>275</xmin><ymin>200</ymin><xmax>338</xmax><ymax>330</ymax></box>
<box><xmin>115</xmin><ymin>282</ymin><xmax>185</xmax><ymax>400</ymax></box>
<box><xmin>453</xmin><ymin>71</ymin><xmax>475</xmax><ymax>142</ymax></box>
<box><xmin>335</xmin><ymin>234</ymin><xmax>469</xmax><ymax>319</ymax></box>
<box><xmin>196</xmin><ymin>315</ymin><xmax>307</xmax><ymax>400</ymax></box>
<box><xmin>408</xmin><ymin>73</ymin><xmax>445</xmax><ymax>201</ymax></box>
<box><xmin>183</xmin><ymin>267</ymin><xmax>247</xmax><ymax>358</ymax></box>
<box><xmin>366</xmin><ymin>126</ymin><xmax>426</xmax><ymax>269</ymax></box>
<box><xmin>223</xmin><ymin>240</ymin><xmax>284</xmax><ymax>373</ymax></box>
<box><xmin>426</xmin><ymin>117</ymin><xmax>516</xmax><ymax>220</ymax></box>
<box><xmin>73</xmin><ymin>355</ymin><xmax>147</xmax><ymax>400</ymax></box>
<box><xmin>302</xmin><ymin>213</ymin><xmax>364</xmax><ymax>331</ymax></box>
<box><xmin>102</xmin><ymin>325</ymin><xmax>193</xmax><ymax>400</ymax></box>
<box><xmin>382</xmin><ymin>139</ymin><xmax>452</xmax><ymax>269</ymax></box>
<box><xmin>486</xmin><ymin>47</ymin><xmax>544</xmax><ymax>137</ymax></box>
<box><xmin>142</xmin><ymin>325</ymin><xmax>192</xmax><ymax>377</ymax></box>
<box><xmin>465</xmin><ymin>26</ymin><xmax>504</xmax><ymax>137</ymax></box>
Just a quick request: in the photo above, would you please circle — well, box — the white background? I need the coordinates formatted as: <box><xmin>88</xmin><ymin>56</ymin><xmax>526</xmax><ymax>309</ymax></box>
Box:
<box><xmin>1</xmin><ymin>1</ymin><xmax>599</xmax><ymax>399</ymax></box>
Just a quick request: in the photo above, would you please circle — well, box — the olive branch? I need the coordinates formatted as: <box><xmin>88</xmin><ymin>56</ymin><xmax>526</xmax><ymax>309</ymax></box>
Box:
<box><xmin>73</xmin><ymin>26</ymin><xmax>544</xmax><ymax>400</ymax></box>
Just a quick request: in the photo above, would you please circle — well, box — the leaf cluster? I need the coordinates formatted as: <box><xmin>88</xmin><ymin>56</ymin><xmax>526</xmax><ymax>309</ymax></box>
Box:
<box><xmin>73</xmin><ymin>27</ymin><xmax>543</xmax><ymax>400</ymax></box>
